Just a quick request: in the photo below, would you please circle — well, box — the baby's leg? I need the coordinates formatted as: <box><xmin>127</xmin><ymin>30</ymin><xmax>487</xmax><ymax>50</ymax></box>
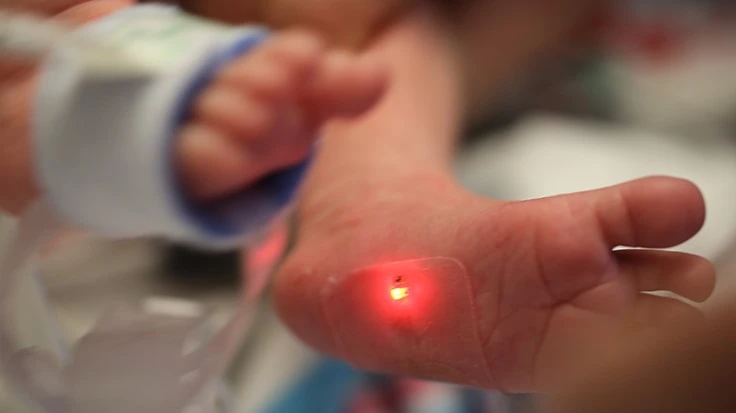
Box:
<box><xmin>272</xmin><ymin>4</ymin><xmax>715</xmax><ymax>392</ymax></box>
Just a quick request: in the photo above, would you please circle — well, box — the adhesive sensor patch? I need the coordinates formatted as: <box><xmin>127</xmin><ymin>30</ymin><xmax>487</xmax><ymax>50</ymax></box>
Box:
<box><xmin>321</xmin><ymin>257</ymin><xmax>495</xmax><ymax>387</ymax></box>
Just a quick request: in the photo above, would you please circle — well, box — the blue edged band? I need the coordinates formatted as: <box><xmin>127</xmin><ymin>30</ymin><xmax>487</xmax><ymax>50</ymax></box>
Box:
<box><xmin>167</xmin><ymin>30</ymin><xmax>315</xmax><ymax>239</ymax></box>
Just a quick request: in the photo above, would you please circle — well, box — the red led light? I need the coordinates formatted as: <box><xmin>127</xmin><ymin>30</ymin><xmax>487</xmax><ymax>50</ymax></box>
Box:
<box><xmin>390</xmin><ymin>286</ymin><xmax>409</xmax><ymax>301</ymax></box>
<box><xmin>390</xmin><ymin>275</ymin><xmax>409</xmax><ymax>301</ymax></box>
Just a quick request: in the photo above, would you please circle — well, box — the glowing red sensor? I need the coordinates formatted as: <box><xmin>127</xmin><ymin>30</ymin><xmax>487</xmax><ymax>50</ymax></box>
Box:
<box><xmin>390</xmin><ymin>275</ymin><xmax>409</xmax><ymax>301</ymax></box>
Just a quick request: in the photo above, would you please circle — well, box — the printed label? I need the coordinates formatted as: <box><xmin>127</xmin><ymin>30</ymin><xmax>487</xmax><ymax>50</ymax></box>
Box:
<box><xmin>81</xmin><ymin>5</ymin><xmax>259</xmax><ymax>70</ymax></box>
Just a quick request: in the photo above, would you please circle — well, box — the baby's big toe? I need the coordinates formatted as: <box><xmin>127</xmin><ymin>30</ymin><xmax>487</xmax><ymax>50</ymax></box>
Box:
<box><xmin>566</xmin><ymin>176</ymin><xmax>706</xmax><ymax>249</ymax></box>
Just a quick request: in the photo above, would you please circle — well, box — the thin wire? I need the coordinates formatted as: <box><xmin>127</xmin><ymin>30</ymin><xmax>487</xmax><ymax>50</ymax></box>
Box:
<box><xmin>0</xmin><ymin>201</ymin><xmax>66</xmax><ymax>412</ymax></box>
<box><xmin>0</xmin><ymin>10</ymin><xmax>77</xmax><ymax>59</ymax></box>
<box><xmin>0</xmin><ymin>9</ymin><xmax>157</xmax><ymax>78</ymax></box>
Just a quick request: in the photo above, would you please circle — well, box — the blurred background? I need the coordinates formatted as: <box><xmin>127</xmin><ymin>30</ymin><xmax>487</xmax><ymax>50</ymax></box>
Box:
<box><xmin>3</xmin><ymin>0</ymin><xmax>736</xmax><ymax>411</ymax></box>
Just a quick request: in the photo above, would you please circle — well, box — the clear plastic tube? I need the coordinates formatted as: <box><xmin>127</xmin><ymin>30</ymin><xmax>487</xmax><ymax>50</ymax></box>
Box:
<box><xmin>0</xmin><ymin>11</ymin><xmax>74</xmax><ymax>58</ymax></box>
<box><xmin>0</xmin><ymin>5</ymin><xmax>304</xmax><ymax>411</ymax></box>
<box><xmin>0</xmin><ymin>201</ymin><xmax>67</xmax><ymax>412</ymax></box>
<box><xmin>0</xmin><ymin>204</ymin><xmax>290</xmax><ymax>413</ymax></box>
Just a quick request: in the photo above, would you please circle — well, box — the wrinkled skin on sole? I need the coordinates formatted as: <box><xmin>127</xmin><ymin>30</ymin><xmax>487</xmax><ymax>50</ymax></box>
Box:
<box><xmin>275</xmin><ymin>174</ymin><xmax>714</xmax><ymax>392</ymax></box>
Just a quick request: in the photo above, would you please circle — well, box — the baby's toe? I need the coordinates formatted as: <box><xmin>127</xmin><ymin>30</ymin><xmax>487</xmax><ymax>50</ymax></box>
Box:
<box><xmin>631</xmin><ymin>293</ymin><xmax>705</xmax><ymax>328</ymax></box>
<box><xmin>562</xmin><ymin>177</ymin><xmax>706</xmax><ymax>249</ymax></box>
<box><xmin>616</xmin><ymin>249</ymin><xmax>716</xmax><ymax>303</ymax></box>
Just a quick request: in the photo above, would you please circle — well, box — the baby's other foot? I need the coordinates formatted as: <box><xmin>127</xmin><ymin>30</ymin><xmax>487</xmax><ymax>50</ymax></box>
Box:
<box><xmin>175</xmin><ymin>30</ymin><xmax>387</xmax><ymax>201</ymax></box>
<box><xmin>274</xmin><ymin>174</ymin><xmax>715</xmax><ymax>392</ymax></box>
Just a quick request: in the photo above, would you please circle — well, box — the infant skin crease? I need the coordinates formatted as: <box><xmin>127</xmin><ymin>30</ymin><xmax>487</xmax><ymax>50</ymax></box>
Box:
<box><xmin>276</xmin><ymin>171</ymin><xmax>714</xmax><ymax>392</ymax></box>
<box><xmin>0</xmin><ymin>0</ymin><xmax>388</xmax><ymax>212</ymax></box>
<box><xmin>272</xmin><ymin>6</ymin><xmax>716</xmax><ymax>392</ymax></box>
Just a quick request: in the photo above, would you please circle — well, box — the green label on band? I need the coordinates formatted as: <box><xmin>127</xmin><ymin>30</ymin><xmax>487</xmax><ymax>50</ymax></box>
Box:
<box><xmin>82</xmin><ymin>5</ymin><xmax>260</xmax><ymax>70</ymax></box>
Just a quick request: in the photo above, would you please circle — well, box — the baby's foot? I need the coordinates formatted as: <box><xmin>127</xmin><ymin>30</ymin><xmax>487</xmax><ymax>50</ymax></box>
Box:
<box><xmin>274</xmin><ymin>173</ymin><xmax>715</xmax><ymax>392</ymax></box>
<box><xmin>175</xmin><ymin>30</ymin><xmax>387</xmax><ymax>201</ymax></box>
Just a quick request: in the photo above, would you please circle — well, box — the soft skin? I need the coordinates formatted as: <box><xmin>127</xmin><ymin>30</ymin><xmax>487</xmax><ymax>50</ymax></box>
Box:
<box><xmin>272</xmin><ymin>5</ymin><xmax>715</xmax><ymax>392</ymax></box>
